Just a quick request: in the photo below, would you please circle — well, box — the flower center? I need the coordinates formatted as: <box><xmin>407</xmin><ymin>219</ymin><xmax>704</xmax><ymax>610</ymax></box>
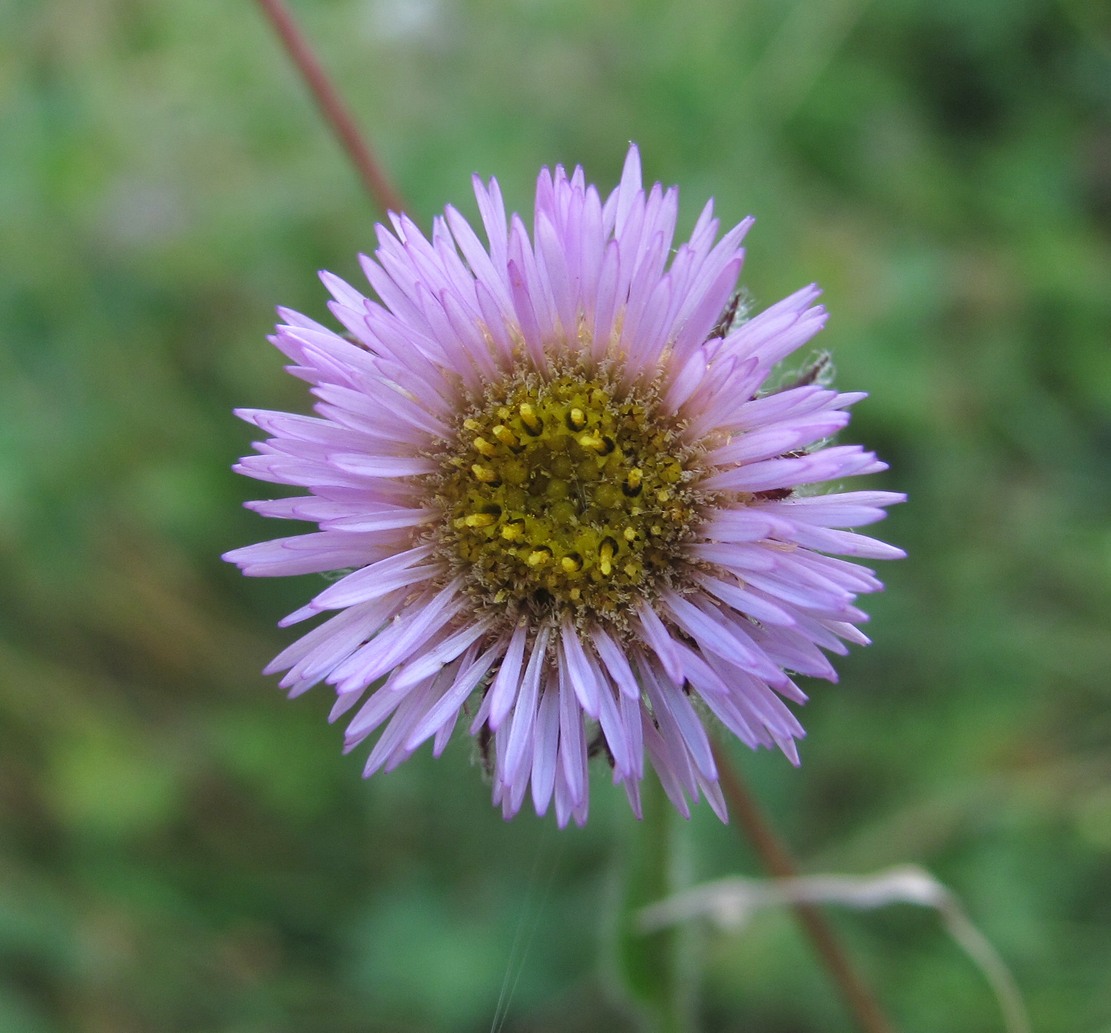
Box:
<box><xmin>432</xmin><ymin>368</ymin><xmax>701</xmax><ymax>625</ymax></box>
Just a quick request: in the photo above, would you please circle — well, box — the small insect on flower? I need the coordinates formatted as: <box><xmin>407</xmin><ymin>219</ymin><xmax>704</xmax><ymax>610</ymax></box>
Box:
<box><xmin>224</xmin><ymin>146</ymin><xmax>904</xmax><ymax>826</ymax></box>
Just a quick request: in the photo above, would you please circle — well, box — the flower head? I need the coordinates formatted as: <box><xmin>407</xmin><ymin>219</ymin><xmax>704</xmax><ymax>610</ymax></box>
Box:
<box><xmin>225</xmin><ymin>146</ymin><xmax>903</xmax><ymax>825</ymax></box>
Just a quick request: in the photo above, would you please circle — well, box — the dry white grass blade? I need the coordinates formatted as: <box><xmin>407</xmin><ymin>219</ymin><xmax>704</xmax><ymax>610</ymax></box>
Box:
<box><xmin>638</xmin><ymin>864</ymin><xmax>1030</xmax><ymax>1033</ymax></box>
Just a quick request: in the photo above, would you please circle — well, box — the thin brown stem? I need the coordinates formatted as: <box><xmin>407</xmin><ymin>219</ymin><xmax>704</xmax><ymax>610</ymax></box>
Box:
<box><xmin>252</xmin><ymin>0</ymin><xmax>406</xmax><ymax>216</ymax></box>
<box><xmin>712</xmin><ymin>739</ymin><xmax>898</xmax><ymax>1033</ymax></box>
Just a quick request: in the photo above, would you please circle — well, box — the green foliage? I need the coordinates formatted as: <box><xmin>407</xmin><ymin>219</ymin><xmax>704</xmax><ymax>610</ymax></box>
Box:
<box><xmin>614</xmin><ymin>778</ymin><xmax>694</xmax><ymax>1033</ymax></box>
<box><xmin>1</xmin><ymin>0</ymin><xmax>1108</xmax><ymax>1029</ymax></box>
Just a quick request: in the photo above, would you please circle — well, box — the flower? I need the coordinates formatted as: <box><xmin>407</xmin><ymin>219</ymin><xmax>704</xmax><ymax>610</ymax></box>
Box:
<box><xmin>224</xmin><ymin>146</ymin><xmax>903</xmax><ymax>826</ymax></box>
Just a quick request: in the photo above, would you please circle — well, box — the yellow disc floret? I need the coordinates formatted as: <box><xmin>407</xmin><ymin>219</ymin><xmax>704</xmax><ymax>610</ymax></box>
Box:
<box><xmin>430</xmin><ymin>368</ymin><xmax>702</xmax><ymax>626</ymax></box>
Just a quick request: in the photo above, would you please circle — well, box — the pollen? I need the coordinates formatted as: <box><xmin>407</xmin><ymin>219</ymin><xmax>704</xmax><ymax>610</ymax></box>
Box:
<box><xmin>492</xmin><ymin>425</ymin><xmax>519</xmax><ymax>448</ymax></box>
<box><xmin>518</xmin><ymin>403</ymin><xmax>543</xmax><ymax>434</ymax></box>
<box><xmin>431</xmin><ymin>367</ymin><xmax>703</xmax><ymax>624</ymax></box>
<box><xmin>471</xmin><ymin>464</ymin><xmax>500</xmax><ymax>484</ymax></box>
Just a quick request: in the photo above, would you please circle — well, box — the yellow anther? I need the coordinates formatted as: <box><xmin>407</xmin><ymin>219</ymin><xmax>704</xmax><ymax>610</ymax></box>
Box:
<box><xmin>519</xmin><ymin>403</ymin><xmax>542</xmax><ymax>434</ymax></box>
<box><xmin>464</xmin><ymin>511</ymin><xmax>498</xmax><ymax>528</ymax></box>
<box><xmin>561</xmin><ymin>553</ymin><xmax>583</xmax><ymax>574</ymax></box>
<box><xmin>471</xmin><ymin>464</ymin><xmax>499</xmax><ymax>483</ymax></box>
<box><xmin>492</xmin><ymin>424</ymin><xmax>519</xmax><ymax>448</ymax></box>
<box><xmin>566</xmin><ymin>407</ymin><xmax>587</xmax><ymax>431</ymax></box>
<box><xmin>623</xmin><ymin>527</ymin><xmax>638</xmax><ymax>542</ymax></box>
<box><xmin>623</xmin><ymin>467</ymin><xmax>644</xmax><ymax>496</ymax></box>
<box><xmin>577</xmin><ymin>432</ymin><xmax>605</xmax><ymax>452</ymax></box>
<box><xmin>527</xmin><ymin>548</ymin><xmax>551</xmax><ymax>568</ymax></box>
<box><xmin>473</xmin><ymin>437</ymin><xmax>497</xmax><ymax>458</ymax></box>
<box><xmin>500</xmin><ymin>521</ymin><xmax>524</xmax><ymax>542</ymax></box>
<box><xmin>463</xmin><ymin>418</ymin><xmax>481</xmax><ymax>432</ymax></box>
<box><xmin>598</xmin><ymin>538</ymin><xmax>616</xmax><ymax>576</ymax></box>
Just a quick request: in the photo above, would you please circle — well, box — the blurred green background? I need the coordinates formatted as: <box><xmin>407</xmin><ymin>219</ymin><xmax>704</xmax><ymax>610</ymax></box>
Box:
<box><xmin>2</xmin><ymin>0</ymin><xmax>1109</xmax><ymax>1030</ymax></box>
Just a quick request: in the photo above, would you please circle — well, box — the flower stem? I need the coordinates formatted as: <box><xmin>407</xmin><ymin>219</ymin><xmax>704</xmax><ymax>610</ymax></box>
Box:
<box><xmin>618</xmin><ymin>774</ymin><xmax>691</xmax><ymax>1033</ymax></box>
<box><xmin>711</xmin><ymin>739</ymin><xmax>897</xmax><ymax>1033</ymax></box>
<box><xmin>252</xmin><ymin>0</ymin><xmax>406</xmax><ymax>216</ymax></box>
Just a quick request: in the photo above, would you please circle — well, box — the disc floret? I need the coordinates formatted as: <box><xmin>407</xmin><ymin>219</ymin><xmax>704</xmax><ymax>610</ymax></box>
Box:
<box><xmin>432</xmin><ymin>368</ymin><xmax>701</xmax><ymax>625</ymax></box>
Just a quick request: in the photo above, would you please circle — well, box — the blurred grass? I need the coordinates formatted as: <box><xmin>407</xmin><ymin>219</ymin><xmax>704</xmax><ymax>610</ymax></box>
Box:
<box><xmin>1</xmin><ymin>0</ymin><xmax>1109</xmax><ymax>1030</ymax></box>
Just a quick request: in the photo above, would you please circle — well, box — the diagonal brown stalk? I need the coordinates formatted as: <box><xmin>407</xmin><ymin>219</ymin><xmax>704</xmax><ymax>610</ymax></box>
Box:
<box><xmin>249</xmin><ymin>6</ymin><xmax>897</xmax><ymax>1029</ymax></box>
<box><xmin>253</xmin><ymin>0</ymin><xmax>406</xmax><ymax>217</ymax></box>
<box><xmin>712</xmin><ymin>739</ymin><xmax>898</xmax><ymax>1033</ymax></box>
